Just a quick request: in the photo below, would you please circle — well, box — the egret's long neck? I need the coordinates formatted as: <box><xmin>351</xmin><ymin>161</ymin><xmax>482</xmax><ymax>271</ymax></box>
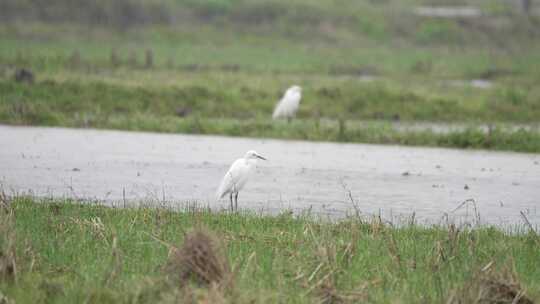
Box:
<box><xmin>244</xmin><ymin>158</ymin><xmax>257</xmax><ymax>166</ymax></box>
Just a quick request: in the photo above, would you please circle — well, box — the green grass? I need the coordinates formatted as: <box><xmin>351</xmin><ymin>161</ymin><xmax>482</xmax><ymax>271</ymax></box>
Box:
<box><xmin>1</xmin><ymin>74</ymin><xmax>540</xmax><ymax>152</ymax></box>
<box><xmin>3</xmin><ymin>77</ymin><xmax>538</xmax><ymax>123</ymax></box>
<box><xmin>1</xmin><ymin>197</ymin><xmax>539</xmax><ymax>303</ymax></box>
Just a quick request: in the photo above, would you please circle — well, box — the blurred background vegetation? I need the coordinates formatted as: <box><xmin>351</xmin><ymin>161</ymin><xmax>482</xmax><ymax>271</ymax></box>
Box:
<box><xmin>0</xmin><ymin>0</ymin><xmax>539</xmax><ymax>151</ymax></box>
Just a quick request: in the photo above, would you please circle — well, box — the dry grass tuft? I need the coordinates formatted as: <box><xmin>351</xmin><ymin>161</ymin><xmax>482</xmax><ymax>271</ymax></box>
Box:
<box><xmin>165</xmin><ymin>228</ymin><xmax>232</xmax><ymax>289</ymax></box>
<box><xmin>0</xmin><ymin>196</ymin><xmax>36</xmax><ymax>282</ymax></box>
<box><xmin>0</xmin><ymin>190</ymin><xmax>11</xmax><ymax>212</ymax></box>
<box><xmin>302</xmin><ymin>237</ymin><xmax>366</xmax><ymax>304</ymax></box>
<box><xmin>447</xmin><ymin>265</ymin><xmax>534</xmax><ymax>304</ymax></box>
<box><xmin>0</xmin><ymin>290</ymin><xmax>14</xmax><ymax>304</ymax></box>
<box><xmin>316</xmin><ymin>278</ymin><xmax>345</xmax><ymax>304</ymax></box>
<box><xmin>314</xmin><ymin>277</ymin><xmax>367</xmax><ymax>304</ymax></box>
<box><xmin>0</xmin><ymin>207</ymin><xmax>17</xmax><ymax>282</ymax></box>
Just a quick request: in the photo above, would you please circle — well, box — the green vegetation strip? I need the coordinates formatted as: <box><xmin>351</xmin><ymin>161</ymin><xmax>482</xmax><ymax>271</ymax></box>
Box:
<box><xmin>0</xmin><ymin>197</ymin><xmax>539</xmax><ymax>303</ymax></box>
<box><xmin>2</xmin><ymin>78</ymin><xmax>540</xmax><ymax>122</ymax></box>
<box><xmin>1</xmin><ymin>79</ymin><xmax>540</xmax><ymax>152</ymax></box>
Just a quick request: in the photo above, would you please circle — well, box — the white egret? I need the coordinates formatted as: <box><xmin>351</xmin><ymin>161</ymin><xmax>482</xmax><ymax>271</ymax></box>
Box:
<box><xmin>215</xmin><ymin>150</ymin><xmax>267</xmax><ymax>211</ymax></box>
<box><xmin>272</xmin><ymin>85</ymin><xmax>302</xmax><ymax>121</ymax></box>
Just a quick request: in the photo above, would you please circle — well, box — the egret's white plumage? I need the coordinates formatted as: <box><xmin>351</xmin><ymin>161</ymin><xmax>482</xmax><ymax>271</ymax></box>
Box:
<box><xmin>272</xmin><ymin>85</ymin><xmax>302</xmax><ymax>120</ymax></box>
<box><xmin>216</xmin><ymin>150</ymin><xmax>266</xmax><ymax>211</ymax></box>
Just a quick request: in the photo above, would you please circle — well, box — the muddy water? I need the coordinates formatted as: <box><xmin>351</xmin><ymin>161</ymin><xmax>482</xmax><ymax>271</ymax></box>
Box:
<box><xmin>1</xmin><ymin>125</ymin><xmax>539</xmax><ymax>226</ymax></box>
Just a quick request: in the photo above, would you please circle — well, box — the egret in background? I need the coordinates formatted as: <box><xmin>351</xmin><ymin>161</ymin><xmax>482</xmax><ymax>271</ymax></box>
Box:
<box><xmin>216</xmin><ymin>150</ymin><xmax>267</xmax><ymax>211</ymax></box>
<box><xmin>272</xmin><ymin>85</ymin><xmax>302</xmax><ymax>122</ymax></box>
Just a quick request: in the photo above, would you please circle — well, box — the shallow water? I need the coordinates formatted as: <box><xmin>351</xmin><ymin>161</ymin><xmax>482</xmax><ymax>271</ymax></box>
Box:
<box><xmin>414</xmin><ymin>6</ymin><xmax>481</xmax><ymax>18</ymax></box>
<box><xmin>1</xmin><ymin>125</ymin><xmax>539</xmax><ymax>226</ymax></box>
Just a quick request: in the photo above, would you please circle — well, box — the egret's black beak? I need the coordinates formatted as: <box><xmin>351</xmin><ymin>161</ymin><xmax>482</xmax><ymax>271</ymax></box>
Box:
<box><xmin>257</xmin><ymin>155</ymin><xmax>267</xmax><ymax>160</ymax></box>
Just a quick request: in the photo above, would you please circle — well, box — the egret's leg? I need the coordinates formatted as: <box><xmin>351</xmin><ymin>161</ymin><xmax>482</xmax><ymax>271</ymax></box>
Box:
<box><xmin>229</xmin><ymin>192</ymin><xmax>233</xmax><ymax>211</ymax></box>
<box><xmin>234</xmin><ymin>192</ymin><xmax>239</xmax><ymax>211</ymax></box>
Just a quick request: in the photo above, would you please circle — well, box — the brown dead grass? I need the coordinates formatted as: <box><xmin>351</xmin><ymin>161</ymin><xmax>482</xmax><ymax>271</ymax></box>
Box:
<box><xmin>165</xmin><ymin>228</ymin><xmax>232</xmax><ymax>290</ymax></box>
<box><xmin>0</xmin><ymin>205</ymin><xmax>17</xmax><ymax>282</ymax></box>
<box><xmin>0</xmin><ymin>190</ymin><xmax>11</xmax><ymax>212</ymax></box>
<box><xmin>0</xmin><ymin>194</ymin><xmax>36</xmax><ymax>284</ymax></box>
<box><xmin>298</xmin><ymin>231</ymin><xmax>367</xmax><ymax>304</ymax></box>
<box><xmin>314</xmin><ymin>277</ymin><xmax>367</xmax><ymax>304</ymax></box>
<box><xmin>447</xmin><ymin>264</ymin><xmax>535</xmax><ymax>304</ymax></box>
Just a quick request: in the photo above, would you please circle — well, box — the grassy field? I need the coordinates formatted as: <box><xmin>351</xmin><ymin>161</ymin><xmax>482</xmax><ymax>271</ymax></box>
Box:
<box><xmin>1</xmin><ymin>0</ymin><xmax>540</xmax><ymax>152</ymax></box>
<box><xmin>2</xmin><ymin>3</ymin><xmax>539</xmax><ymax>303</ymax></box>
<box><xmin>2</xmin><ymin>73</ymin><xmax>540</xmax><ymax>152</ymax></box>
<box><xmin>1</xmin><ymin>196</ymin><xmax>539</xmax><ymax>303</ymax></box>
